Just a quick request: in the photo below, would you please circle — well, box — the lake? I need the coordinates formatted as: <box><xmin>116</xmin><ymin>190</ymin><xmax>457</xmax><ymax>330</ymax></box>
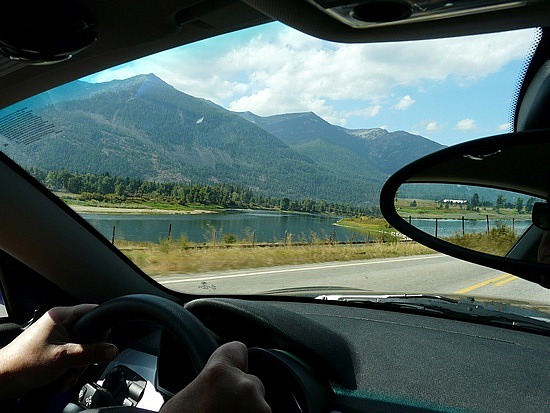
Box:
<box><xmin>80</xmin><ymin>210</ymin><xmax>533</xmax><ymax>244</ymax></box>
<box><xmin>81</xmin><ymin>210</ymin><xmax>367</xmax><ymax>244</ymax></box>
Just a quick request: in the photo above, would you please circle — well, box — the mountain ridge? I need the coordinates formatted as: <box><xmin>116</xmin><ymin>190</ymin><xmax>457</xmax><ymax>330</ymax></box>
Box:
<box><xmin>2</xmin><ymin>74</ymin><xmax>443</xmax><ymax>205</ymax></box>
<box><xmin>236</xmin><ymin>110</ymin><xmax>444</xmax><ymax>174</ymax></box>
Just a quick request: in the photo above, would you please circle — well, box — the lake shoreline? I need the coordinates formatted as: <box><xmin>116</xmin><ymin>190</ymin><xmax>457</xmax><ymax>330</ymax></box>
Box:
<box><xmin>70</xmin><ymin>203</ymin><xmax>345</xmax><ymax>217</ymax></box>
<box><xmin>70</xmin><ymin>205</ymin><xmax>218</xmax><ymax>215</ymax></box>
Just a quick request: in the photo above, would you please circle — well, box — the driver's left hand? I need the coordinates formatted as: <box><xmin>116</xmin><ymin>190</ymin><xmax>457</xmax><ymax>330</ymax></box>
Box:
<box><xmin>0</xmin><ymin>304</ymin><xmax>118</xmax><ymax>399</ymax></box>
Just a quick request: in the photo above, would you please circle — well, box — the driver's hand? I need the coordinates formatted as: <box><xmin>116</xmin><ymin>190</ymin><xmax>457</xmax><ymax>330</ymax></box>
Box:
<box><xmin>160</xmin><ymin>341</ymin><xmax>271</xmax><ymax>413</ymax></box>
<box><xmin>0</xmin><ymin>304</ymin><xmax>118</xmax><ymax>399</ymax></box>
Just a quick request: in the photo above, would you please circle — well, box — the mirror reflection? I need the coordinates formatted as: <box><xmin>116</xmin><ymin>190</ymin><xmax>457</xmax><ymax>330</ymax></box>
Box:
<box><xmin>396</xmin><ymin>183</ymin><xmax>545</xmax><ymax>258</ymax></box>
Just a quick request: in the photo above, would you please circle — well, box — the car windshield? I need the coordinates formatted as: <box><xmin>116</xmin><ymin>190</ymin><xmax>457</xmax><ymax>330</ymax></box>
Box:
<box><xmin>1</xmin><ymin>22</ymin><xmax>548</xmax><ymax>307</ymax></box>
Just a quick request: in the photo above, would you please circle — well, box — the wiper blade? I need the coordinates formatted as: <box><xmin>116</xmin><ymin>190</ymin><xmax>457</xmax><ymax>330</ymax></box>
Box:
<box><xmin>316</xmin><ymin>293</ymin><xmax>459</xmax><ymax>304</ymax></box>
<box><xmin>316</xmin><ymin>294</ymin><xmax>550</xmax><ymax>334</ymax></box>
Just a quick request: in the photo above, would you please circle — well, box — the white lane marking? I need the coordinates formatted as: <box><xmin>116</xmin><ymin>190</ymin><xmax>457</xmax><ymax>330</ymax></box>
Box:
<box><xmin>157</xmin><ymin>255</ymin><xmax>443</xmax><ymax>285</ymax></box>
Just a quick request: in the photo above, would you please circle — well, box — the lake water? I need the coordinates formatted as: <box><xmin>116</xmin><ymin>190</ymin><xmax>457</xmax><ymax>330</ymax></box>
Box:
<box><xmin>81</xmin><ymin>210</ymin><xmax>367</xmax><ymax>244</ymax></box>
<box><xmin>80</xmin><ymin>210</ymin><xmax>533</xmax><ymax>244</ymax></box>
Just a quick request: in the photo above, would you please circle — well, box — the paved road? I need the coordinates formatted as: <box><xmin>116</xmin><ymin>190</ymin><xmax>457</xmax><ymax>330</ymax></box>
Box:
<box><xmin>156</xmin><ymin>254</ymin><xmax>550</xmax><ymax>304</ymax></box>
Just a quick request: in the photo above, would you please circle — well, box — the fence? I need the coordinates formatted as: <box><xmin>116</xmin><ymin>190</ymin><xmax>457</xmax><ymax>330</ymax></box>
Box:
<box><xmin>407</xmin><ymin>215</ymin><xmax>526</xmax><ymax>239</ymax></box>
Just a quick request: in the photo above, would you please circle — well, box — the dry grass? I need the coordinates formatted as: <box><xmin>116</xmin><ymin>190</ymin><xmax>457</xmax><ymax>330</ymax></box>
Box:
<box><xmin>445</xmin><ymin>224</ymin><xmax>519</xmax><ymax>256</ymax></box>
<box><xmin>117</xmin><ymin>239</ymin><xmax>434</xmax><ymax>276</ymax></box>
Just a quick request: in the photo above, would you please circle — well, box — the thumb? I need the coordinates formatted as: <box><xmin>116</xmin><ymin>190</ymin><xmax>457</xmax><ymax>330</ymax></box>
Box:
<box><xmin>60</xmin><ymin>342</ymin><xmax>119</xmax><ymax>367</ymax></box>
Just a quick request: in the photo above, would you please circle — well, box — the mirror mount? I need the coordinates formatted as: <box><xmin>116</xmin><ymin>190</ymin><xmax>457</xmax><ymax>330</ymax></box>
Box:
<box><xmin>244</xmin><ymin>0</ymin><xmax>550</xmax><ymax>43</ymax></box>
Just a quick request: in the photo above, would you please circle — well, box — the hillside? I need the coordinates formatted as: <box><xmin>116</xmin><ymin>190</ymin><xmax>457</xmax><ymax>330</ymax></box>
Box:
<box><xmin>3</xmin><ymin>74</ymin><xmax>382</xmax><ymax>204</ymax></box>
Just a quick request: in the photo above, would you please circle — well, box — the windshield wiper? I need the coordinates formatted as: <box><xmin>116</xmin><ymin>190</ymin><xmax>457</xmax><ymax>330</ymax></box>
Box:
<box><xmin>316</xmin><ymin>293</ymin><xmax>459</xmax><ymax>304</ymax></box>
<box><xmin>316</xmin><ymin>294</ymin><xmax>550</xmax><ymax>335</ymax></box>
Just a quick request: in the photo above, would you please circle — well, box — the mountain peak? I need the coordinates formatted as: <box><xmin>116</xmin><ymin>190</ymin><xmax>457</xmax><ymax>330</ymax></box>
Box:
<box><xmin>345</xmin><ymin>128</ymin><xmax>389</xmax><ymax>140</ymax></box>
<box><xmin>116</xmin><ymin>73</ymin><xmax>174</xmax><ymax>90</ymax></box>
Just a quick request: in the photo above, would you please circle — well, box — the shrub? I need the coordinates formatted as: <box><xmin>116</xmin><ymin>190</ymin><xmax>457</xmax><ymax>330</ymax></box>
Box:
<box><xmin>223</xmin><ymin>233</ymin><xmax>238</xmax><ymax>244</ymax></box>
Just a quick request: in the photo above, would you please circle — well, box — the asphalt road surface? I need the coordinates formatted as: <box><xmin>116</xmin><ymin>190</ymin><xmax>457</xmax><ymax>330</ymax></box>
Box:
<box><xmin>156</xmin><ymin>254</ymin><xmax>550</xmax><ymax>304</ymax></box>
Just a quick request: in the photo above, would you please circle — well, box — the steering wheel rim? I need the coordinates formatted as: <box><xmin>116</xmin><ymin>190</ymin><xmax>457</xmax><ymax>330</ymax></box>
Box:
<box><xmin>67</xmin><ymin>294</ymin><xmax>219</xmax><ymax>412</ymax></box>
<box><xmin>72</xmin><ymin>294</ymin><xmax>219</xmax><ymax>374</ymax></box>
<box><xmin>16</xmin><ymin>294</ymin><xmax>218</xmax><ymax>413</ymax></box>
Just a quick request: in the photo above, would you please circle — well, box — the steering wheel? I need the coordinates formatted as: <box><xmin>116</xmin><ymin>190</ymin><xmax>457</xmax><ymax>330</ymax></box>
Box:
<box><xmin>66</xmin><ymin>294</ymin><xmax>219</xmax><ymax>412</ymax></box>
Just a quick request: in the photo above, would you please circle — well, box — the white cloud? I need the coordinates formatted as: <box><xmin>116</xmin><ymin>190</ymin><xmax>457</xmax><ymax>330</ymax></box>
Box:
<box><xmin>221</xmin><ymin>27</ymin><xmax>532</xmax><ymax>120</ymax></box>
<box><xmin>394</xmin><ymin>95</ymin><xmax>415</xmax><ymax>111</ymax></box>
<box><xmin>344</xmin><ymin>105</ymin><xmax>382</xmax><ymax>119</ymax></box>
<box><xmin>87</xmin><ymin>24</ymin><xmax>535</xmax><ymax>127</ymax></box>
<box><xmin>456</xmin><ymin>118</ymin><xmax>477</xmax><ymax>131</ymax></box>
<box><xmin>425</xmin><ymin>121</ymin><xmax>443</xmax><ymax>132</ymax></box>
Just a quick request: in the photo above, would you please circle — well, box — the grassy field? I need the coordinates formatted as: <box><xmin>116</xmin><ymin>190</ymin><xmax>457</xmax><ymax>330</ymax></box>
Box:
<box><xmin>118</xmin><ymin>238</ymin><xmax>434</xmax><ymax>275</ymax></box>
<box><xmin>58</xmin><ymin>193</ymin><xmax>223</xmax><ymax>214</ymax></box>
<box><xmin>445</xmin><ymin>224</ymin><xmax>519</xmax><ymax>256</ymax></box>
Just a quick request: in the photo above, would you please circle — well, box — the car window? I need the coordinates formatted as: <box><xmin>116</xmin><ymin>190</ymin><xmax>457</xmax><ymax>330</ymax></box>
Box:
<box><xmin>0</xmin><ymin>22</ymin><xmax>547</xmax><ymax>305</ymax></box>
<box><xmin>0</xmin><ymin>289</ymin><xmax>7</xmax><ymax>317</ymax></box>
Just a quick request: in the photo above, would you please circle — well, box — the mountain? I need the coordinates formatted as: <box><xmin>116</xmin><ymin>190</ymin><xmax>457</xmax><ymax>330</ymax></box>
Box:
<box><xmin>2</xmin><ymin>74</ymin><xmax>446</xmax><ymax>205</ymax></box>
<box><xmin>3</xmin><ymin>74</ymin><xmax>383</xmax><ymax>204</ymax></box>
<box><xmin>345</xmin><ymin>127</ymin><xmax>445</xmax><ymax>174</ymax></box>
<box><xmin>7</xmin><ymin>80</ymin><xmax>110</xmax><ymax>113</ymax></box>
<box><xmin>239</xmin><ymin>111</ymin><xmax>444</xmax><ymax>175</ymax></box>
<box><xmin>239</xmin><ymin>112</ymin><xmax>386</xmax><ymax>185</ymax></box>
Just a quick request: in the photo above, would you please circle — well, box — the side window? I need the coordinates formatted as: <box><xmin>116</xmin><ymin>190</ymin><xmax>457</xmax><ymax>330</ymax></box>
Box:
<box><xmin>0</xmin><ymin>289</ymin><xmax>7</xmax><ymax>317</ymax></box>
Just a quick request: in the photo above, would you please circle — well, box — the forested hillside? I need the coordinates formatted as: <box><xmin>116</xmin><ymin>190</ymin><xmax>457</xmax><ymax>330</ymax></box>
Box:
<box><xmin>34</xmin><ymin>169</ymin><xmax>373</xmax><ymax>215</ymax></box>
<box><xmin>3</xmin><ymin>74</ymin><xmax>442</xmax><ymax>206</ymax></box>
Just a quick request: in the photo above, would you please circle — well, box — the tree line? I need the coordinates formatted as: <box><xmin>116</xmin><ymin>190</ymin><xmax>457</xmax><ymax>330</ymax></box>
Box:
<box><xmin>30</xmin><ymin>168</ymin><xmax>378</xmax><ymax>216</ymax></box>
<box><xmin>468</xmin><ymin>192</ymin><xmax>537</xmax><ymax>214</ymax></box>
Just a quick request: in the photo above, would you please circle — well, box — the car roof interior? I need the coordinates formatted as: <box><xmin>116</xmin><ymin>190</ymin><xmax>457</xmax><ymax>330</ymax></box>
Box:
<box><xmin>1</xmin><ymin>0</ymin><xmax>550</xmax><ymax>110</ymax></box>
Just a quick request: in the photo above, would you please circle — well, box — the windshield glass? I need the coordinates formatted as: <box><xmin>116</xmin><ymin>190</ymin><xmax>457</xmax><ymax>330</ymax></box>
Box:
<box><xmin>1</xmin><ymin>22</ymin><xmax>548</xmax><ymax>306</ymax></box>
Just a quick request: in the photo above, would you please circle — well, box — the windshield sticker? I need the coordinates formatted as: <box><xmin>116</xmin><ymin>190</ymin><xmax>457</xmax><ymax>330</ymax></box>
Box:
<box><xmin>0</xmin><ymin>107</ymin><xmax>61</xmax><ymax>146</ymax></box>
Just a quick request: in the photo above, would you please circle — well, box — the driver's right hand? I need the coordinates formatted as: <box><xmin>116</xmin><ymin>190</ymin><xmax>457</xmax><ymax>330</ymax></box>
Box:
<box><xmin>160</xmin><ymin>341</ymin><xmax>272</xmax><ymax>413</ymax></box>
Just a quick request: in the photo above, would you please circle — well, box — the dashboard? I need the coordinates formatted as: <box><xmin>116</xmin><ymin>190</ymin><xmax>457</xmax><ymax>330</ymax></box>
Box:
<box><xmin>71</xmin><ymin>298</ymin><xmax>550</xmax><ymax>413</ymax></box>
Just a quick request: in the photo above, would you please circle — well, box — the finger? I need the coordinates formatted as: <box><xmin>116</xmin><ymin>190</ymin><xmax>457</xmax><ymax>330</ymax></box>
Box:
<box><xmin>209</xmin><ymin>341</ymin><xmax>248</xmax><ymax>372</ymax></box>
<box><xmin>59</xmin><ymin>342</ymin><xmax>119</xmax><ymax>368</ymax></box>
<box><xmin>66</xmin><ymin>306</ymin><xmax>113</xmax><ymax>341</ymax></box>
<box><xmin>47</xmin><ymin>304</ymin><xmax>98</xmax><ymax>328</ymax></box>
<box><xmin>233</xmin><ymin>373</ymin><xmax>270</xmax><ymax>413</ymax></box>
<box><xmin>245</xmin><ymin>372</ymin><xmax>266</xmax><ymax>397</ymax></box>
<box><xmin>64</xmin><ymin>304</ymin><xmax>99</xmax><ymax>327</ymax></box>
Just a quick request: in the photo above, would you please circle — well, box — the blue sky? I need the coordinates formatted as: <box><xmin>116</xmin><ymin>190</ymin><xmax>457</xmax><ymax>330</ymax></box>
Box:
<box><xmin>85</xmin><ymin>22</ymin><xmax>538</xmax><ymax>146</ymax></box>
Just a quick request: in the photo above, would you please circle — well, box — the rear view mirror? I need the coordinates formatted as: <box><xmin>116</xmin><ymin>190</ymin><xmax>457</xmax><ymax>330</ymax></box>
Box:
<box><xmin>380</xmin><ymin>130</ymin><xmax>550</xmax><ymax>288</ymax></box>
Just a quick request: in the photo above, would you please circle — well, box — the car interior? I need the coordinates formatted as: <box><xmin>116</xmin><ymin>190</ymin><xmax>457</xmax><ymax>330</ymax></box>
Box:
<box><xmin>0</xmin><ymin>1</ymin><xmax>549</xmax><ymax>412</ymax></box>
